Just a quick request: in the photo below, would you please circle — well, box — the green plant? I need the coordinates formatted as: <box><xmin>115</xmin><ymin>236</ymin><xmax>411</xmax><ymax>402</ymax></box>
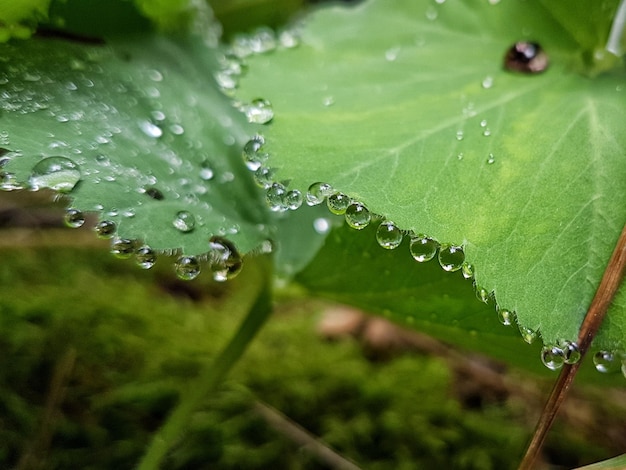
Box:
<box><xmin>0</xmin><ymin>0</ymin><xmax>625</xmax><ymax>468</ymax></box>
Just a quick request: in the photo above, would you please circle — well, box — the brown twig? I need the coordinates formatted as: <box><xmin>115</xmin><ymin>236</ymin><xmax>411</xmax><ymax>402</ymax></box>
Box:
<box><xmin>519</xmin><ymin>224</ymin><xmax>626</xmax><ymax>470</ymax></box>
<box><xmin>253</xmin><ymin>401</ymin><xmax>362</xmax><ymax>470</ymax></box>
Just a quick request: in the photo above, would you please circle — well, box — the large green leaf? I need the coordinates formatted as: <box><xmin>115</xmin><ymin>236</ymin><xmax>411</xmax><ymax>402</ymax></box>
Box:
<box><xmin>236</xmin><ymin>0</ymin><xmax>626</xmax><ymax>354</ymax></box>
<box><xmin>0</xmin><ymin>33</ymin><xmax>274</xmax><ymax>278</ymax></box>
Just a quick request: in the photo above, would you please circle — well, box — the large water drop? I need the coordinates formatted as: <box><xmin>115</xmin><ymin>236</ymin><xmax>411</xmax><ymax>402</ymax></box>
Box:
<box><xmin>172</xmin><ymin>210</ymin><xmax>196</xmax><ymax>233</ymax></box>
<box><xmin>95</xmin><ymin>220</ymin><xmax>116</xmax><ymax>239</ymax></box>
<box><xmin>136</xmin><ymin>245</ymin><xmax>156</xmax><ymax>269</ymax></box>
<box><xmin>541</xmin><ymin>345</ymin><xmax>565</xmax><ymax>371</ymax></box>
<box><xmin>244</xmin><ymin>99</ymin><xmax>274</xmax><ymax>124</ymax></box>
<box><xmin>345</xmin><ymin>202</ymin><xmax>371</xmax><ymax>230</ymax></box>
<box><xmin>327</xmin><ymin>192</ymin><xmax>350</xmax><ymax>215</ymax></box>
<box><xmin>306</xmin><ymin>182</ymin><xmax>333</xmax><ymax>206</ymax></box>
<box><xmin>175</xmin><ymin>255</ymin><xmax>201</xmax><ymax>281</ymax></box>
<box><xmin>30</xmin><ymin>156</ymin><xmax>81</xmax><ymax>193</ymax></box>
<box><xmin>438</xmin><ymin>245</ymin><xmax>465</xmax><ymax>272</ymax></box>
<box><xmin>376</xmin><ymin>221</ymin><xmax>403</xmax><ymax>249</ymax></box>
<box><xmin>64</xmin><ymin>208</ymin><xmax>85</xmax><ymax>228</ymax></box>
<box><xmin>409</xmin><ymin>235</ymin><xmax>438</xmax><ymax>262</ymax></box>
<box><xmin>209</xmin><ymin>237</ymin><xmax>243</xmax><ymax>282</ymax></box>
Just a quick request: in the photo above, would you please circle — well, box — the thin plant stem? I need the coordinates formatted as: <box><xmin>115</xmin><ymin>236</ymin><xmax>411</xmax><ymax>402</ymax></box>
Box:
<box><xmin>136</xmin><ymin>267</ymin><xmax>273</xmax><ymax>470</ymax></box>
<box><xmin>519</xmin><ymin>224</ymin><xmax>626</xmax><ymax>470</ymax></box>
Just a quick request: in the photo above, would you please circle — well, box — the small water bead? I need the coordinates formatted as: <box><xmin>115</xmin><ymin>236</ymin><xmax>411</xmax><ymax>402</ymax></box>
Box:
<box><xmin>409</xmin><ymin>235</ymin><xmax>438</xmax><ymax>262</ymax></box>
<box><xmin>438</xmin><ymin>245</ymin><xmax>465</xmax><ymax>272</ymax></box>
<box><xmin>345</xmin><ymin>202</ymin><xmax>371</xmax><ymax>230</ymax></box>
<box><xmin>209</xmin><ymin>237</ymin><xmax>243</xmax><ymax>282</ymax></box>
<box><xmin>172</xmin><ymin>210</ymin><xmax>196</xmax><ymax>233</ymax></box>
<box><xmin>266</xmin><ymin>183</ymin><xmax>287</xmax><ymax>211</ymax></box>
<box><xmin>461</xmin><ymin>263</ymin><xmax>474</xmax><ymax>279</ymax></box>
<box><xmin>376</xmin><ymin>221</ymin><xmax>403</xmax><ymax>249</ymax></box>
<box><xmin>541</xmin><ymin>345</ymin><xmax>565</xmax><ymax>371</ymax></box>
<box><xmin>244</xmin><ymin>99</ymin><xmax>274</xmax><ymax>124</ymax></box>
<box><xmin>481</xmin><ymin>75</ymin><xmax>494</xmax><ymax>89</ymax></box>
<box><xmin>518</xmin><ymin>324</ymin><xmax>537</xmax><ymax>344</ymax></box>
<box><xmin>483</xmin><ymin>128</ymin><xmax>491</xmax><ymax>137</ymax></box>
<box><xmin>559</xmin><ymin>340</ymin><xmax>581</xmax><ymax>365</ymax></box>
<box><xmin>64</xmin><ymin>208</ymin><xmax>85</xmax><ymax>228</ymax></box>
<box><xmin>284</xmin><ymin>190</ymin><xmax>303</xmax><ymax>210</ymax></box>
<box><xmin>95</xmin><ymin>220</ymin><xmax>116</xmax><ymax>239</ymax></box>
<box><xmin>487</xmin><ymin>153</ymin><xmax>496</xmax><ymax>164</ymax></box>
<box><xmin>480</xmin><ymin>119</ymin><xmax>488</xmax><ymax>128</ymax></box>
<box><xmin>111</xmin><ymin>238</ymin><xmax>137</xmax><ymax>259</ymax></box>
<box><xmin>135</xmin><ymin>246</ymin><xmax>156</xmax><ymax>269</ymax></box>
<box><xmin>476</xmin><ymin>285</ymin><xmax>490</xmax><ymax>303</ymax></box>
<box><xmin>249</xmin><ymin>26</ymin><xmax>277</xmax><ymax>53</ymax></box>
<box><xmin>243</xmin><ymin>134</ymin><xmax>268</xmax><ymax>171</ymax></box>
<box><xmin>175</xmin><ymin>256</ymin><xmax>201</xmax><ymax>281</ymax></box>
<box><xmin>593</xmin><ymin>351</ymin><xmax>617</xmax><ymax>373</ymax></box>
<box><xmin>199</xmin><ymin>161</ymin><xmax>214</xmax><ymax>181</ymax></box>
<box><xmin>306</xmin><ymin>182</ymin><xmax>334</xmax><ymax>206</ymax></box>
<box><xmin>254</xmin><ymin>166</ymin><xmax>275</xmax><ymax>189</ymax></box>
<box><xmin>455</xmin><ymin>130</ymin><xmax>464</xmax><ymax>141</ymax></box>
<box><xmin>327</xmin><ymin>192</ymin><xmax>351</xmax><ymax>215</ymax></box>
<box><xmin>139</xmin><ymin>120</ymin><xmax>163</xmax><ymax>138</ymax></box>
<box><xmin>29</xmin><ymin>156</ymin><xmax>81</xmax><ymax>193</ymax></box>
<box><xmin>497</xmin><ymin>307</ymin><xmax>514</xmax><ymax>326</ymax></box>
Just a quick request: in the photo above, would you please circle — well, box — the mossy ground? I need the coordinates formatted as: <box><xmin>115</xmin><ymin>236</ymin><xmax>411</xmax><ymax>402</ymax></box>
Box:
<box><xmin>0</xmin><ymin>198</ymin><xmax>622</xmax><ymax>469</ymax></box>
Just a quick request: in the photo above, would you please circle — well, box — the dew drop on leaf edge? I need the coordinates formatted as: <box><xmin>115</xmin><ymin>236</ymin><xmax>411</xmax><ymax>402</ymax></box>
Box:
<box><xmin>95</xmin><ymin>220</ymin><xmax>116</xmax><ymax>239</ymax></box>
<box><xmin>175</xmin><ymin>255</ymin><xmax>201</xmax><ymax>281</ymax></box>
<box><xmin>345</xmin><ymin>202</ymin><xmax>371</xmax><ymax>230</ymax></box>
<box><xmin>541</xmin><ymin>345</ymin><xmax>565</xmax><ymax>371</ymax></box>
<box><xmin>327</xmin><ymin>192</ymin><xmax>350</xmax><ymax>215</ymax></box>
<box><xmin>136</xmin><ymin>246</ymin><xmax>156</xmax><ymax>269</ymax></box>
<box><xmin>376</xmin><ymin>221</ymin><xmax>403</xmax><ymax>249</ymax></box>
<box><xmin>64</xmin><ymin>208</ymin><xmax>85</xmax><ymax>228</ymax></box>
<box><xmin>409</xmin><ymin>235</ymin><xmax>438</xmax><ymax>262</ymax></box>
<box><xmin>438</xmin><ymin>245</ymin><xmax>465</xmax><ymax>272</ymax></box>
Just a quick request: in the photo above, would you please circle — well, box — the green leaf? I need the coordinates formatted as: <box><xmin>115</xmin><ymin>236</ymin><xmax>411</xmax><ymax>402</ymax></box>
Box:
<box><xmin>0</xmin><ymin>0</ymin><xmax>50</xmax><ymax>41</ymax></box>
<box><xmin>0</xmin><ymin>34</ymin><xmax>271</xmax><ymax>263</ymax></box>
<box><xmin>236</xmin><ymin>0</ymin><xmax>626</xmax><ymax>353</ymax></box>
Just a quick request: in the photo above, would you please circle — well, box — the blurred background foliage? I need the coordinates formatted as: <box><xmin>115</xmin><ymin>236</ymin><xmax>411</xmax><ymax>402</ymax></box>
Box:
<box><xmin>0</xmin><ymin>192</ymin><xmax>625</xmax><ymax>469</ymax></box>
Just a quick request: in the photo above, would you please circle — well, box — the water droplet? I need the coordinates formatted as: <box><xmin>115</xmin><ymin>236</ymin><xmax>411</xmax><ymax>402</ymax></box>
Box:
<box><xmin>559</xmin><ymin>340</ymin><xmax>581</xmax><ymax>364</ymax></box>
<box><xmin>481</xmin><ymin>75</ymin><xmax>494</xmax><ymax>89</ymax></box>
<box><xmin>111</xmin><ymin>238</ymin><xmax>137</xmax><ymax>259</ymax></box>
<box><xmin>175</xmin><ymin>256</ymin><xmax>201</xmax><ymax>281</ymax></box>
<box><xmin>487</xmin><ymin>153</ymin><xmax>496</xmax><ymax>164</ymax></box>
<box><xmin>425</xmin><ymin>6</ymin><xmax>438</xmax><ymax>20</ymax></box>
<box><xmin>455</xmin><ymin>130</ymin><xmax>464</xmax><ymax>141</ymax></box>
<box><xmin>480</xmin><ymin>119</ymin><xmax>488</xmax><ymax>128</ymax></box>
<box><xmin>136</xmin><ymin>245</ymin><xmax>156</xmax><ymax>269</ymax></box>
<box><xmin>438</xmin><ymin>245</ymin><xmax>465</xmax><ymax>272</ymax></box>
<box><xmin>322</xmin><ymin>96</ymin><xmax>335</xmax><ymax>107</ymax></box>
<box><xmin>244</xmin><ymin>99</ymin><xmax>274</xmax><ymax>124</ymax></box>
<box><xmin>385</xmin><ymin>46</ymin><xmax>401</xmax><ymax>61</ymax></box>
<box><xmin>172</xmin><ymin>210</ymin><xmax>196</xmax><ymax>233</ymax></box>
<box><xmin>254</xmin><ymin>166</ymin><xmax>275</xmax><ymax>189</ymax></box>
<box><xmin>313</xmin><ymin>217</ymin><xmax>331</xmax><ymax>234</ymax></box>
<box><xmin>285</xmin><ymin>190</ymin><xmax>303</xmax><ymax>210</ymax></box>
<box><xmin>497</xmin><ymin>307</ymin><xmax>514</xmax><ymax>326</ymax></box>
<box><xmin>327</xmin><ymin>192</ymin><xmax>351</xmax><ymax>215</ymax></box>
<box><xmin>145</xmin><ymin>187</ymin><xmax>164</xmax><ymax>200</ymax></box>
<box><xmin>249</xmin><ymin>26</ymin><xmax>277</xmax><ymax>53</ymax></box>
<box><xmin>29</xmin><ymin>156</ymin><xmax>81</xmax><ymax>193</ymax></box>
<box><xmin>95</xmin><ymin>220</ymin><xmax>116</xmax><ymax>239</ymax></box>
<box><xmin>483</xmin><ymin>128</ymin><xmax>491</xmax><ymax>137</ymax></box>
<box><xmin>457</xmin><ymin>153</ymin><xmax>464</xmax><ymax>161</ymax></box>
<box><xmin>345</xmin><ymin>203</ymin><xmax>371</xmax><ymax>230</ymax></box>
<box><xmin>409</xmin><ymin>235</ymin><xmax>438</xmax><ymax>262</ymax></box>
<box><xmin>541</xmin><ymin>345</ymin><xmax>565</xmax><ymax>371</ymax></box>
<box><xmin>199</xmin><ymin>161</ymin><xmax>214</xmax><ymax>180</ymax></box>
<box><xmin>139</xmin><ymin>120</ymin><xmax>163</xmax><ymax>138</ymax></box>
<box><xmin>504</xmin><ymin>41</ymin><xmax>549</xmax><ymax>73</ymax></box>
<box><xmin>209</xmin><ymin>237</ymin><xmax>243</xmax><ymax>282</ymax></box>
<box><xmin>266</xmin><ymin>183</ymin><xmax>287</xmax><ymax>212</ymax></box>
<box><xmin>64</xmin><ymin>208</ymin><xmax>85</xmax><ymax>228</ymax></box>
<box><xmin>461</xmin><ymin>263</ymin><xmax>474</xmax><ymax>279</ymax></box>
<box><xmin>376</xmin><ymin>221</ymin><xmax>403</xmax><ymax>249</ymax></box>
<box><xmin>307</xmin><ymin>182</ymin><xmax>334</xmax><ymax>206</ymax></box>
<box><xmin>593</xmin><ymin>351</ymin><xmax>617</xmax><ymax>373</ymax></box>
<box><xmin>518</xmin><ymin>325</ymin><xmax>537</xmax><ymax>344</ymax></box>
<box><xmin>243</xmin><ymin>134</ymin><xmax>268</xmax><ymax>171</ymax></box>
<box><xmin>476</xmin><ymin>286</ymin><xmax>490</xmax><ymax>303</ymax></box>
